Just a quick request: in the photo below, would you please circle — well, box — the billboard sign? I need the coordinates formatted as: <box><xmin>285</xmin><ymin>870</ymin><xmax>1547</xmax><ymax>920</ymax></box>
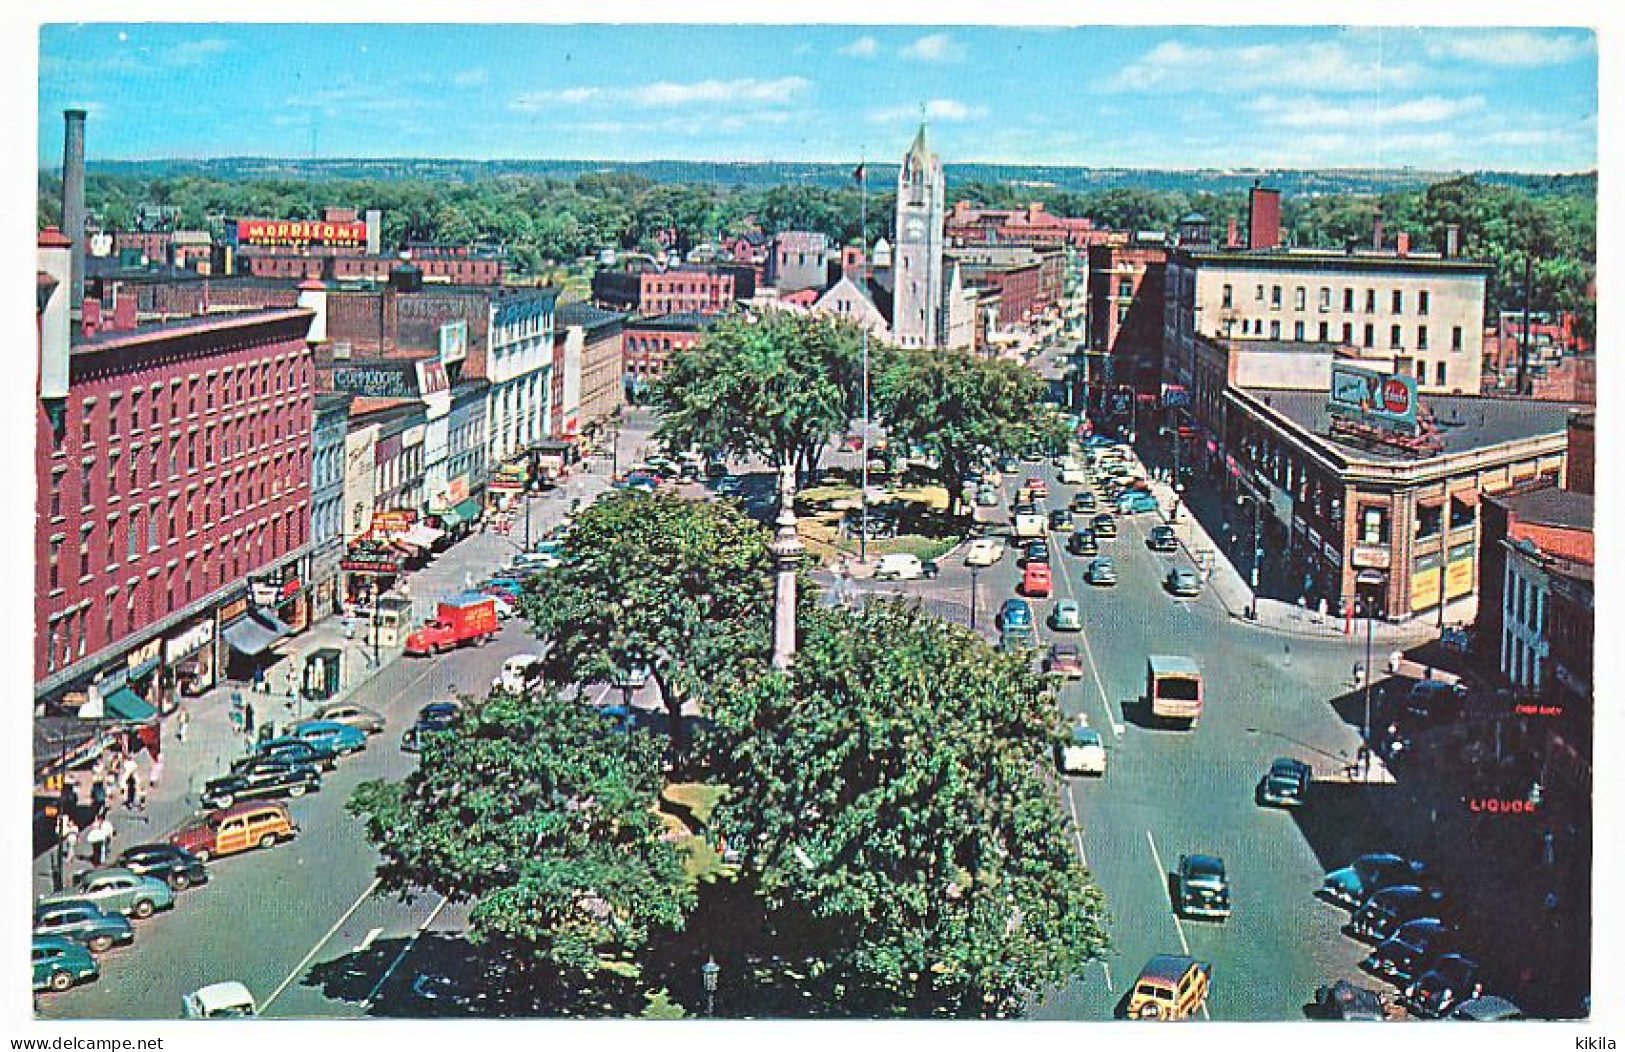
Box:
<box><xmin>332</xmin><ymin>362</ymin><xmax>419</xmax><ymax>400</ymax></box>
<box><xmin>236</xmin><ymin>219</ymin><xmax>368</xmax><ymax>247</ymax></box>
<box><xmin>1328</xmin><ymin>363</ymin><xmax>1419</xmax><ymax>434</ymax></box>
<box><xmin>439</xmin><ymin>321</ymin><xmax>468</xmax><ymax>366</ymax></box>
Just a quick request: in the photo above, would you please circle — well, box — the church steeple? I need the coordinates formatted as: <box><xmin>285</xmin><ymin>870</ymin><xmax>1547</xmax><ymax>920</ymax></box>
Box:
<box><xmin>893</xmin><ymin>115</ymin><xmax>945</xmax><ymax>349</ymax></box>
<box><xmin>903</xmin><ymin>114</ymin><xmax>933</xmax><ymax>178</ymax></box>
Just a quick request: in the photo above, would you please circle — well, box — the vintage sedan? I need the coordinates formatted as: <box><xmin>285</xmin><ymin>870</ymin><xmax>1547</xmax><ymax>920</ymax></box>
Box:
<box><xmin>40</xmin><ymin>867</ymin><xmax>173</xmax><ymax>920</ymax></box>
<box><xmin>1049</xmin><ymin>600</ymin><xmax>1083</xmax><ymax>632</ymax></box>
<box><xmin>1046</xmin><ymin>641</ymin><xmax>1086</xmax><ymax>679</ymax></box>
<box><xmin>202</xmin><ymin>762</ymin><xmax>322</xmax><ymax>809</ymax></box>
<box><xmin>313</xmin><ymin>701</ymin><xmax>388</xmax><ymax>735</ymax></box>
<box><xmin>1321</xmin><ymin>853</ymin><xmax>1429</xmax><ymax>909</ymax></box>
<box><xmin>33</xmin><ymin>936</ymin><xmax>99</xmax><ymax>993</ymax></box>
<box><xmin>115</xmin><ymin>843</ymin><xmax>209</xmax><ymax>892</ymax></box>
<box><xmin>32</xmin><ymin>901</ymin><xmax>133</xmax><ymax>953</ymax></box>
<box><xmin>288</xmin><ymin>719</ymin><xmax>369</xmax><ymax>756</ymax></box>
<box><xmin>1256</xmin><ymin>757</ymin><xmax>1313</xmax><ymax>808</ymax></box>
<box><xmin>1175</xmin><ymin>854</ymin><xmax>1232</xmax><ymax>920</ymax></box>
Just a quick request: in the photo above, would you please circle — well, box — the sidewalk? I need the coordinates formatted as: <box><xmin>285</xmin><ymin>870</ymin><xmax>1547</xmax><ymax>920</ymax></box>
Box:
<box><xmin>33</xmin><ymin>465</ymin><xmax>606</xmax><ymax>890</ymax></box>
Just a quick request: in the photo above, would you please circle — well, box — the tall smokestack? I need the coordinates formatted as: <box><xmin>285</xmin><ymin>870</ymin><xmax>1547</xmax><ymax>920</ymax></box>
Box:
<box><xmin>1372</xmin><ymin>205</ymin><xmax>1384</xmax><ymax>251</ymax></box>
<box><xmin>62</xmin><ymin>109</ymin><xmax>87</xmax><ymax>318</ymax></box>
<box><xmin>1445</xmin><ymin>224</ymin><xmax>1460</xmax><ymax>259</ymax></box>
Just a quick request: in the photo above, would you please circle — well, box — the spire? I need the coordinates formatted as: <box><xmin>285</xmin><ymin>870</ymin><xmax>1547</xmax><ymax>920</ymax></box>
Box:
<box><xmin>905</xmin><ymin>112</ymin><xmax>932</xmax><ymax>172</ymax></box>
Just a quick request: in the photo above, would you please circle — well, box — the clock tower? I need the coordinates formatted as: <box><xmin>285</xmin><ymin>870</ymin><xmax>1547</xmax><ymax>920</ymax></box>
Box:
<box><xmin>893</xmin><ymin>119</ymin><xmax>945</xmax><ymax>349</ymax></box>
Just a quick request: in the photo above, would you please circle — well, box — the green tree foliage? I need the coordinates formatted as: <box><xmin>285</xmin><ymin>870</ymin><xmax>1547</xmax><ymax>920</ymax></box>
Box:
<box><xmin>878</xmin><ymin>347</ymin><xmax>1061</xmax><ymax>516</ymax></box>
<box><xmin>706</xmin><ymin>600</ymin><xmax>1108</xmax><ymax>1017</ymax></box>
<box><xmin>347</xmin><ymin>690</ymin><xmax>693</xmax><ymax>977</ymax></box>
<box><xmin>521</xmin><ymin>490</ymin><xmax>775</xmax><ymax>754</ymax></box>
<box><xmin>653</xmin><ymin>312</ymin><xmax>873</xmax><ymax>486</ymax></box>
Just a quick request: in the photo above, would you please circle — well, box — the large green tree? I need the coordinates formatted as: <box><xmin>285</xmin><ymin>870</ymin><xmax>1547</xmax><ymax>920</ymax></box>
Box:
<box><xmin>705</xmin><ymin>600</ymin><xmax>1108</xmax><ymax>1017</ymax></box>
<box><xmin>653</xmin><ymin>311</ymin><xmax>872</xmax><ymax>486</ymax></box>
<box><xmin>348</xmin><ymin>690</ymin><xmax>693</xmax><ymax>980</ymax></box>
<box><xmin>521</xmin><ymin>490</ymin><xmax>777</xmax><ymax>756</ymax></box>
<box><xmin>878</xmin><ymin>347</ymin><xmax>1065</xmax><ymax>516</ymax></box>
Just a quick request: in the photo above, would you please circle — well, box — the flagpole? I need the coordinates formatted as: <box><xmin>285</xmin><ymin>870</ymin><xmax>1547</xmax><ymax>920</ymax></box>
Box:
<box><xmin>859</xmin><ymin>151</ymin><xmax>869</xmax><ymax>567</ymax></box>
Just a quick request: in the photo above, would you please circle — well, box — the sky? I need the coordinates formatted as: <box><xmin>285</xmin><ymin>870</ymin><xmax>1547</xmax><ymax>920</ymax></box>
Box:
<box><xmin>36</xmin><ymin>22</ymin><xmax>1599</xmax><ymax>172</ymax></box>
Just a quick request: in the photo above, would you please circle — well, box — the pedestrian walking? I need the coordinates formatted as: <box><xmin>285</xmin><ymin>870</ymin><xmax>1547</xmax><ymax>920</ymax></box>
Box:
<box><xmin>90</xmin><ymin>778</ymin><xmax>106</xmax><ymax>815</ymax></box>
<box><xmin>120</xmin><ymin>752</ymin><xmax>138</xmax><ymax>788</ymax></box>
<box><xmin>244</xmin><ymin>701</ymin><xmax>256</xmax><ymax>737</ymax></box>
<box><xmin>86</xmin><ymin>814</ymin><xmax>112</xmax><ymax>866</ymax></box>
<box><xmin>1356</xmin><ymin>744</ymin><xmax>1371</xmax><ymax>778</ymax></box>
<box><xmin>149</xmin><ymin>757</ymin><xmax>163</xmax><ymax>789</ymax></box>
<box><xmin>123</xmin><ymin>767</ymin><xmax>139</xmax><ymax>810</ymax></box>
<box><xmin>57</xmin><ymin>813</ymin><xmax>79</xmax><ymax>863</ymax></box>
<box><xmin>135</xmin><ymin>778</ymin><xmax>148</xmax><ymax>813</ymax></box>
<box><xmin>176</xmin><ymin>708</ymin><xmax>189</xmax><ymax>743</ymax></box>
<box><xmin>253</xmin><ymin>666</ymin><xmax>266</xmax><ymax>694</ymax></box>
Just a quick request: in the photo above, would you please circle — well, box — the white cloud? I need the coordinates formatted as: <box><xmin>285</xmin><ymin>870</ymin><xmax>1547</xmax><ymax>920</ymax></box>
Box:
<box><xmin>900</xmin><ymin>33</ymin><xmax>964</xmax><ymax>63</ymax></box>
<box><xmin>1102</xmin><ymin>39</ymin><xmax>1420</xmax><ymax>94</ymax></box>
<box><xmin>1425</xmin><ymin>30</ymin><xmax>1595</xmax><ymax>68</ymax></box>
<box><xmin>840</xmin><ymin>35</ymin><xmax>880</xmax><ymax>58</ymax></box>
<box><xmin>165</xmin><ymin>39</ymin><xmax>233</xmax><ymax>67</ymax></box>
<box><xmin>452</xmin><ymin>68</ymin><xmax>488</xmax><ymax>89</ymax></box>
<box><xmin>514</xmin><ymin>77</ymin><xmax>809</xmax><ymax>114</ymax></box>
<box><xmin>868</xmin><ymin>98</ymin><xmax>986</xmax><ymax>124</ymax></box>
<box><xmin>1248</xmin><ymin>94</ymin><xmax>1487</xmax><ymax>129</ymax></box>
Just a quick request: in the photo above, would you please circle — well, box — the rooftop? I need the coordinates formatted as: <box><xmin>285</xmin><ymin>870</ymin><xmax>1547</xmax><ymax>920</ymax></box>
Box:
<box><xmin>1238</xmin><ymin>387</ymin><xmax>1575</xmax><ymax>464</ymax></box>
<box><xmin>71</xmin><ymin>306</ymin><xmax>311</xmax><ymax>353</ymax></box>
<box><xmin>1490</xmin><ymin>485</ymin><xmax>1594</xmax><ymax>532</ymax></box>
<box><xmin>554</xmin><ymin>300</ymin><xmax>626</xmax><ymax>334</ymax></box>
<box><xmin>1174</xmin><ymin>245</ymin><xmax>1492</xmax><ymax>275</ymax></box>
<box><xmin>627</xmin><ymin>311</ymin><xmax>718</xmax><ymax>331</ymax></box>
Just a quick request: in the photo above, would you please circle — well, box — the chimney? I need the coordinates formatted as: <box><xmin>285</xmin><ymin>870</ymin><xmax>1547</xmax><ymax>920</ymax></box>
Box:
<box><xmin>1397</xmin><ymin>232</ymin><xmax>1410</xmax><ymax>257</ymax></box>
<box><xmin>1445</xmin><ymin>224</ymin><xmax>1460</xmax><ymax>258</ymax></box>
<box><xmin>37</xmin><ymin>227</ymin><xmax>72</xmax><ymax>401</ymax></box>
<box><xmin>298</xmin><ymin>278</ymin><xmax>329</xmax><ymax>343</ymax></box>
<box><xmin>82</xmin><ymin>298</ymin><xmax>102</xmax><ymax>338</ymax></box>
<box><xmin>1226</xmin><ymin>216</ymin><xmax>1239</xmax><ymax>248</ymax></box>
<box><xmin>1372</xmin><ymin>205</ymin><xmax>1384</xmax><ymax>251</ymax></box>
<box><xmin>1247</xmin><ymin>186</ymin><xmax>1281</xmax><ymax>250</ymax></box>
<box><xmin>61</xmin><ymin>109</ymin><xmax>87</xmax><ymax>319</ymax></box>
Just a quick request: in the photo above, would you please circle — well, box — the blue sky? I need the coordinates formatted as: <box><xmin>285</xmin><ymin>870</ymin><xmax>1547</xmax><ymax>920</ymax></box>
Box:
<box><xmin>38</xmin><ymin>23</ymin><xmax>1598</xmax><ymax>171</ymax></box>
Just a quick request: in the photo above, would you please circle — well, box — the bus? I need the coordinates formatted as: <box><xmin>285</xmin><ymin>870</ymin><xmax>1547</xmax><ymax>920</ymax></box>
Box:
<box><xmin>1147</xmin><ymin>654</ymin><xmax>1203</xmax><ymax>727</ymax></box>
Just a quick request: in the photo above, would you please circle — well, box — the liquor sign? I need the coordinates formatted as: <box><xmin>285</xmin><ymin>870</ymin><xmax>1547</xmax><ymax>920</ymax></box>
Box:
<box><xmin>126</xmin><ymin>637</ymin><xmax>163</xmax><ymax>678</ymax></box>
<box><xmin>237</xmin><ymin>219</ymin><xmax>368</xmax><ymax>247</ymax></box>
<box><xmin>370</xmin><ymin>510</ymin><xmax>416</xmax><ymax>536</ymax></box>
<box><xmin>1328</xmin><ymin>363</ymin><xmax>1419</xmax><ymax>435</ymax></box>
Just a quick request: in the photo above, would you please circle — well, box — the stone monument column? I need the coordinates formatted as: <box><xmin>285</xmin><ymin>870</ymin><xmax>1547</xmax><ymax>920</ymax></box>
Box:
<box><xmin>770</xmin><ymin>463</ymin><xmax>805</xmax><ymax>671</ymax></box>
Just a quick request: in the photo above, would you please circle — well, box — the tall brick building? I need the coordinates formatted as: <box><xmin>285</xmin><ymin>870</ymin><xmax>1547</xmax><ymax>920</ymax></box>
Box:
<box><xmin>1086</xmin><ymin>239</ymin><xmax>1167</xmax><ymax>397</ymax></box>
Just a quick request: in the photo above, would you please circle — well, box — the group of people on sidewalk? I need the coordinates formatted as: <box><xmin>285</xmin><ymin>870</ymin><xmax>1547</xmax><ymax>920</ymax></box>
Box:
<box><xmin>50</xmin><ymin>727</ymin><xmax>166</xmax><ymax>886</ymax></box>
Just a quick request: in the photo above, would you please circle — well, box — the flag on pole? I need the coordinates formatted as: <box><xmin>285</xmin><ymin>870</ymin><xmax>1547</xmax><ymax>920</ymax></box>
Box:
<box><xmin>853</xmin><ymin>163</ymin><xmax>866</xmax><ymax>185</ymax></box>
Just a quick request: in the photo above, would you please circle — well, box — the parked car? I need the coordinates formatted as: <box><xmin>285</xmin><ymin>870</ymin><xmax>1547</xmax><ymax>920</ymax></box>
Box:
<box><xmin>1175</xmin><ymin>854</ymin><xmax>1232</xmax><ymax>920</ymax></box>
<box><xmin>1166</xmin><ymin>567</ymin><xmax>1202</xmax><ymax>597</ymax></box>
<box><xmin>1022</xmin><ymin>562</ymin><xmax>1053</xmax><ymax>598</ymax></box>
<box><xmin>1046</xmin><ymin>641</ymin><xmax>1085</xmax><ymax>678</ymax></box>
<box><xmin>1256</xmin><ymin>757</ymin><xmax>1313</xmax><ymax>808</ymax></box>
<box><xmin>1056</xmin><ymin>721</ymin><xmax>1107</xmax><ymax>776</ymax></box>
<box><xmin>1125</xmin><ymin>954</ymin><xmax>1211</xmax><ymax>1020</ymax></box>
<box><xmin>1147</xmin><ymin>524</ymin><xmax>1179</xmax><ymax>552</ymax></box>
<box><xmin>1086</xmin><ymin>556</ymin><xmax>1117</xmax><ymax>586</ymax></box>
<box><xmin>287</xmin><ymin>720</ymin><xmax>368</xmax><ymax>756</ymax></box>
<box><xmin>998</xmin><ymin>598</ymin><xmax>1035</xmax><ymax>634</ymax></box>
<box><xmin>1118</xmin><ymin>490</ymin><xmax>1160</xmax><ymax>515</ymax></box>
<box><xmin>115</xmin><ymin>843</ymin><xmax>209</xmax><ymax>892</ymax></box>
<box><xmin>312</xmin><ymin>701</ymin><xmax>387</xmax><ymax>736</ymax></box>
<box><xmin>614</xmin><ymin>663</ymin><xmax>653</xmax><ymax>690</ymax></box>
<box><xmin>1404</xmin><ymin>954</ymin><xmax>1484</xmax><ymax>1018</ymax></box>
<box><xmin>493</xmin><ymin>653</ymin><xmax>546</xmax><ymax>695</ymax></box>
<box><xmin>202</xmin><ymin>763</ymin><xmax>322</xmax><ymax>809</ymax></box>
<box><xmin>32</xmin><ymin>901</ymin><xmax>133</xmax><ymax>953</ymax></box>
<box><xmin>241</xmin><ymin>737</ymin><xmax>338</xmax><ymax>772</ymax></box>
<box><xmin>1405</xmin><ymin>679</ymin><xmax>1467</xmax><ymax>723</ymax></box>
<box><xmin>1060</xmin><ymin>465</ymin><xmax>1088</xmax><ymax>485</ymax></box>
<box><xmin>1049</xmin><ymin>600</ymin><xmax>1083</xmax><ymax>632</ymax></box>
<box><xmin>167</xmin><ymin>801</ymin><xmax>299</xmax><ymax>864</ymax></box>
<box><xmin>874</xmin><ymin>553</ymin><xmax>928</xmax><ymax>581</ymax></box>
<box><xmin>1364</xmin><ymin>917</ymin><xmax>1454</xmax><ymax>982</ymax></box>
<box><xmin>713</xmin><ymin>476</ymin><xmax>745</xmax><ymax>497</ymax></box>
<box><xmin>1024</xmin><ymin>477</ymin><xmax>1049</xmax><ymax>499</ymax></box>
<box><xmin>1312</xmin><ymin>979</ymin><xmax>1389</xmax><ymax>1021</ymax></box>
<box><xmin>1092</xmin><ymin>513</ymin><xmax>1118</xmax><ymax>538</ymax></box>
<box><xmin>183</xmin><ymin>981</ymin><xmax>259</xmax><ymax>1019</ymax></box>
<box><xmin>1452</xmin><ymin>995</ymin><xmax>1525</xmax><ymax>1021</ymax></box>
<box><xmin>1349</xmin><ymin>886</ymin><xmax>1447</xmax><ymax>942</ymax></box>
<box><xmin>964</xmin><ymin>538</ymin><xmax>1006</xmax><ymax>567</ymax></box>
<box><xmin>1022</xmin><ymin>539</ymin><xmax>1052</xmax><ymax>566</ymax></box>
<box><xmin>975</xmin><ymin>485</ymin><xmax>1001</xmax><ymax>507</ymax></box>
<box><xmin>1048</xmin><ymin>509</ymin><xmax>1074</xmax><ymax>532</ymax></box>
<box><xmin>1068</xmin><ymin>530</ymin><xmax>1099</xmax><ymax>557</ymax></box>
<box><xmin>33</xmin><ymin>935</ymin><xmax>99</xmax><ymax>993</ymax></box>
<box><xmin>1322</xmin><ymin>853</ymin><xmax>1430</xmax><ymax>909</ymax></box>
<box><xmin>41</xmin><ymin>867</ymin><xmax>174</xmax><ymax>920</ymax></box>
<box><xmin>1071</xmin><ymin>490</ymin><xmax>1097</xmax><ymax>512</ymax></box>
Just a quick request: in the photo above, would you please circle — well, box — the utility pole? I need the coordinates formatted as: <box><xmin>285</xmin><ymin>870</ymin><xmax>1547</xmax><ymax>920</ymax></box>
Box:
<box><xmin>1364</xmin><ymin>594</ymin><xmax>1376</xmax><ymax>748</ymax></box>
<box><xmin>859</xmin><ymin>152</ymin><xmax>870</xmax><ymax>566</ymax></box>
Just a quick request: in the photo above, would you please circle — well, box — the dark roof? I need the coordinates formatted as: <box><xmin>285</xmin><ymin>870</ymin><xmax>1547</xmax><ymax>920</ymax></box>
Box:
<box><xmin>627</xmin><ymin>311</ymin><xmax>717</xmax><ymax>332</ymax></box>
<box><xmin>71</xmin><ymin>306</ymin><xmax>311</xmax><ymax>352</ymax></box>
<box><xmin>1175</xmin><ymin>246</ymin><xmax>1492</xmax><ymax>276</ymax></box>
<box><xmin>866</xmin><ymin>278</ymin><xmax>894</xmax><ymax>326</ymax></box>
<box><xmin>315</xmin><ymin>392</ymin><xmax>354</xmax><ymax>412</ymax></box>
<box><xmin>1239</xmin><ymin>388</ymin><xmax>1574</xmax><ymax>463</ymax></box>
<box><xmin>1225</xmin><ymin>339</ymin><xmax>1344</xmax><ymax>356</ymax></box>
<box><xmin>554</xmin><ymin>300</ymin><xmax>626</xmax><ymax>335</ymax></box>
<box><xmin>1491</xmin><ymin>486</ymin><xmax>1594</xmax><ymax>531</ymax></box>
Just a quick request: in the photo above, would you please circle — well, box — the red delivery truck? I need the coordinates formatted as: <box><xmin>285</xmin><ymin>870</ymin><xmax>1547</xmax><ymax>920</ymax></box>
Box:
<box><xmin>405</xmin><ymin>594</ymin><xmax>499</xmax><ymax>656</ymax></box>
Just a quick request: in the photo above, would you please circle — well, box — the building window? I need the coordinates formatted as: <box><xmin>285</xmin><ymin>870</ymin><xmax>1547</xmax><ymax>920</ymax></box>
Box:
<box><xmin>127</xmin><ymin>515</ymin><xmax>139</xmax><ymax>560</ymax></box>
<box><xmin>1342</xmin><ymin>322</ymin><xmax>1353</xmax><ymax>344</ymax></box>
<box><xmin>1343</xmin><ymin>288</ymin><xmax>1354</xmax><ymax>312</ymax></box>
<box><xmin>1270</xmin><ymin>285</ymin><xmax>1282</xmax><ymax>309</ymax></box>
<box><xmin>81</xmin><ymin>406</ymin><xmax>93</xmax><ymax>448</ymax></box>
<box><xmin>104</xmin><ymin>598</ymin><xmax>114</xmax><ymax>646</ymax></box>
<box><xmin>130</xmin><ymin>391</ymin><xmax>141</xmax><ymax>433</ymax></box>
<box><xmin>1360</xmin><ymin>506</ymin><xmax>1387</xmax><ymax>545</ymax></box>
<box><xmin>1391</xmin><ymin>324</ymin><xmax>1403</xmax><ymax>349</ymax></box>
<box><xmin>48</xmin><ymin>539</ymin><xmax>61</xmax><ymax>590</ymax></box>
<box><xmin>1418</xmin><ymin>290</ymin><xmax>1430</xmax><ymax>316</ymax></box>
<box><xmin>79</xmin><ymin>538</ymin><xmax>91</xmax><ymax>580</ymax></box>
<box><xmin>1319</xmin><ymin>321</ymin><xmax>1330</xmax><ymax>341</ymax></box>
<box><xmin>1117</xmin><ymin>279</ymin><xmax>1132</xmax><ymax>297</ymax></box>
<box><xmin>1363</xmin><ymin>324</ymin><xmax>1374</xmax><ymax>348</ymax></box>
<box><xmin>1392</xmin><ymin>289</ymin><xmax>1404</xmax><ymax>314</ymax></box>
<box><xmin>1416</xmin><ymin>503</ymin><xmax>1442</xmax><ymax>538</ymax></box>
<box><xmin>1365</xmin><ymin>289</ymin><xmax>1376</xmax><ymax>313</ymax></box>
<box><xmin>1255</xmin><ymin>284</ymin><xmax>1264</xmax><ymax>302</ymax></box>
<box><xmin>147</xmin><ymin>502</ymin><xmax>159</xmax><ymax>550</ymax></box>
<box><xmin>1294</xmin><ymin>287</ymin><xmax>1306</xmax><ymax>311</ymax></box>
<box><xmin>106</xmin><ymin>522</ymin><xmax>116</xmax><ymax>568</ymax></box>
<box><xmin>1436</xmin><ymin>361</ymin><xmax>1447</xmax><ymax>387</ymax></box>
<box><xmin>1270</xmin><ymin>320</ymin><xmax>1281</xmax><ymax>339</ymax></box>
<box><xmin>49</xmin><ymin>471</ymin><xmax>62</xmax><ymax>519</ymax></box>
<box><xmin>1319</xmin><ymin>287</ymin><xmax>1331</xmax><ymax>311</ymax></box>
<box><xmin>1417</xmin><ymin>326</ymin><xmax>1429</xmax><ymax>350</ymax></box>
<box><xmin>1452</xmin><ymin>326</ymin><xmax>1463</xmax><ymax>351</ymax></box>
<box><xmin>1450</xmin><ymin>496</ymin><xmax>1475</xmax><ymax>530</ymax></box>
<box><xmin>1293</xmin><ymin>321</ymin><xmax>1305</xmax><ymax>341</ymax></box>
<box><xmin>1416</xmin><ymin>360</ymin><xmax>1427</xmax><ymax>380</ymax></box>
<box><xmin>1222</xmin><ymin>284</ymin><xmax>1233</xmax><ymax>308</ymax></box>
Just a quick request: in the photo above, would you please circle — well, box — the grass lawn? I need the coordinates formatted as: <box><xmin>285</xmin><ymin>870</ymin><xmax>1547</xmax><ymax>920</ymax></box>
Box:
<box><xmin>658</xmin><ymin>783</ymin><xmax>733</xmax><ymax>884</ymax></box>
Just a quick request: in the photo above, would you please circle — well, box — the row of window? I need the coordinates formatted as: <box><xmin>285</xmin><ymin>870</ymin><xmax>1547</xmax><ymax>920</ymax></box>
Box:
<box><xmin>44</xmin><ymin>510</ymin><xmax>303</xmax><ymax>673</ymax></box>
<box><xmin>61</xmin><ymin>357</ymin><xmax>311</xmax><ymax>450</ymax></box>
<box><xmin>1224</xmin><ymin>284</ymin><xmax>1434</xmax><ymax>316</ymax></box>
<box><xmin>1229</xmin><ymin>316</ymin><xmax>1464</xmax><ymax>355</ymax></box>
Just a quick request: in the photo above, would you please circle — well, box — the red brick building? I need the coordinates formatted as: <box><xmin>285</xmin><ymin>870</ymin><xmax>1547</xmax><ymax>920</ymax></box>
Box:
<box><xmin>1086</xmin><ymin>240</ymin><xmax>1168</xmax><ymax>395</ymax></box>
<box><xmin>946</xmin><ymin>200</ymin><xmax>1107</xmax><ymax>249</ymax></box>
<box><xmin>36</xmin><ymin>229</ymin><xmax>316</xmax><ymax>713</ymax></box>
<box><xmin>623</xmin><ymin>313</ymin><xmax>711</xmax><ymax>403</ymax></box>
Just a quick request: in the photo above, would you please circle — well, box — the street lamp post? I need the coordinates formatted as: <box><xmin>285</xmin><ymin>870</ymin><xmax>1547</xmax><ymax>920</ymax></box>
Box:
<box><xmin>701</xmin><ymin>956</ymin><xmax>720</xmax><ymax>1018</ymax></box>
<box><xmin>970</xmin><ymin>565</ymin><xmax>981</xmax><ymax>630</ymax></box>
<box><xmin>1363</xmin><ymin>595</ymin><xmax>1376</xmax><ymax>750</ymax></box>
<box><xmin>1238</xmin><ymin>491</ymin><xmax>1263</xmax><ymax>621</ymax></box>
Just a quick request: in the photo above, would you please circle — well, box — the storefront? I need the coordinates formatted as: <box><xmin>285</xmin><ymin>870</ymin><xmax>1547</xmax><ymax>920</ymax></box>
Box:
<box><xmin>341</xmin><ymin>540</ymin><xmax>406</xmax><ymax>607</ymax></box>
<box><xmin>431</xmin><ymin>496</ymin><xmax>484</xmax><ymax>539</ymax></box>
<box><xmin>529</xmin><ymin>439</ymin><xmax>581</xmax><ymax>486</ymax></box>
<box><xmin>487</xmin><ymin>461</ymin><xmax>528</xmax><ymax>511</ymax></box>
<box><xmin>217</xmin><ymin>594</ymin><xmax>293</xmax><ymax>683</ymax></box>
<box><xmin>249</xmin><ymin>561</ymin><xmax>309</xmax><ymax>635</ymax></box>
<box><xmin>162</xmin><ymin>617</ymin><xmax>217</xmax><ymax>704</ymax></box>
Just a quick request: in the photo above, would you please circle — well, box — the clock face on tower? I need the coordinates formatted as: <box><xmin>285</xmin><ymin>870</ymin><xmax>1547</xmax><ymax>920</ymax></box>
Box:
<box><xmin>903</xmin><ymin>217</ymin><xmax>924</xmax><ymax>241</ymax></box>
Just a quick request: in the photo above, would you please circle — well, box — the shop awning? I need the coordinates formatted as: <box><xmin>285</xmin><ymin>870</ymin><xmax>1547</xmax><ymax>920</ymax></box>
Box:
<box><xmin>223</xmin><ymin>611</ymin><xmax>291</xmax><ymax>657</ymax></box>
<box><xmin>438</xmin><ymin>498</ymin><xmax>482</xmax><ymax>528</ymax></box>
<box><xmin>397</xmin><ymin>523</ymin><xmax>445</xmax><ymax>550</ymax></box>
<box><xmin>101</xmin><ymin>686</ymin><xmax>157</xmax><ymax>722</ymax></box>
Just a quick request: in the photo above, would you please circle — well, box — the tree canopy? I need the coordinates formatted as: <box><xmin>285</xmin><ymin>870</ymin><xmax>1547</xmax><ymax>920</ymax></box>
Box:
<box><xmin>653</xmin><ymin>311</ymin><xmax>874</xmax><ymax>486</ymax></box>
<box><xmin>520</xmin><ymin>490</ymin><xmax>778</xmax><ymax>754</ymax></box>
<box><xmin>347</xmin><ymin>690</ymin><xmax>693</xmax><ymax>977</ymax></box>
<box><xmin>705</xmin><ymin>599</ymin><xmax>1108</xmax><ymax>1016</ymax></box>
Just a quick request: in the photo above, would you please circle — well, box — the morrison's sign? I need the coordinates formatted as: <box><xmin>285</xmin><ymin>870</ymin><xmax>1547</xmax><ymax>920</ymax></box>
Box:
<box><xmin>1328</xmin><ymin>362</ymin><xmax>1419</xmax><ymax>435</ymax></box>
<box><xmin>236</xmin><ymin>219</ymin><xmax>367</xmax><ymax>247</ymax></box>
